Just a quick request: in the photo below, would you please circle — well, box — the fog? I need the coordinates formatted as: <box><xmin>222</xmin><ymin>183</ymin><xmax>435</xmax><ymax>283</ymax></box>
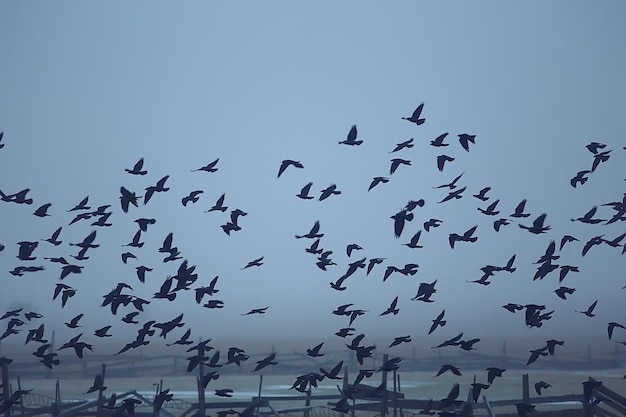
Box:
<box><xmin>1</xmin><ymin>2</ymin><xmax>625</xmax><ymax>373</ymax></box>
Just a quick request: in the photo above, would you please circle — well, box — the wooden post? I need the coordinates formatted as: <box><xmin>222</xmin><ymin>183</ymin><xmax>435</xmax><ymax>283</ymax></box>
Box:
<box><xmin>197</xmin><ymin>342</ymin><xmax>206</xmax><ymax>417</ymax></box>
<box><xmin>53</xmin><ymin>380</ymin><xmax>60</xmax><ymax>417</ymax></box>
<box><xmin>16</xmin><ymin>377</ymin><xmax>24</xmax><ymax>416</ymax></box>
<box><xmin>380</xmin><ymin>354</ymin><xmax>388</xmax><ymax>417</ymax></box>
<box><xmin>522</xmin><ymin>374</ymin><xmax>529</xmax><ymax>404</ymax></box>
<box><xmin>256</xmin><ymin>374</ymin><xmax>263</xmax><ymax>417</ymax></box>
<box><xmin>392</xmin><ymin>369</ymin><xmax>397</xmax><ymax>417</ymax></box>
<box><xmin>2</xmin><ymin>363</ymin><xmax>10</xmax><ymax>417</ymax></box>
<box><xmin>96</xmin><ymin>364</ymin><xmax>106</xmax><ymax>417</ymax></box>
<box><xmin>196</xmin><ymin>376</ymin><xmax>205</xmax><ymax>417</ymax></box>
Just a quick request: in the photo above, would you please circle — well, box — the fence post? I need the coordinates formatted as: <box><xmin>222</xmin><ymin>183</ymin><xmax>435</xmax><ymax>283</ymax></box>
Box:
<box><xmin>522</xmin><ymin>374</ymin><xmax>529</xmax><ymax>404</ymax></box>
<box><xmin>2</xmin><ymin>363</ymin><xmax>10</xmax><ymax>417</ymax></box>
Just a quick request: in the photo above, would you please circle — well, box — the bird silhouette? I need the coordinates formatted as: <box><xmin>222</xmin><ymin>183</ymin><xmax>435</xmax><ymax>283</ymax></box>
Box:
<box><xmin>296</xmin><ymin>182</ymin><xmax>315</xmax><ymax>199</ymax></box>
<box><xmin>390</xmin><ymin>138</ymin><xmax>414</xmax><ymax>152</ymax></box>
<box><xmin>534</xmin><ymin>381</ymin><xmax>551</xmax><ymax>396</ymax></box>
<box><xmin>402</xmin><ymin>103</ymin><xmax>425</xmax><ymax>125</ymax></box>
<box><xmin>339</xmin><ymin>125</ymin><xmax>362</xmax><ymax>145</ymax></box>
<box><xmin>478</xmin><ymin>199</ymin><xmax>500</xmax><ymax>216</ymax></box>
<box><xmin>33</xmin><ymin>203</ymin><xmax>52</xmax><ymax>217</ymax></box>
<box><xmin>448</xmin><ymin>225</ymin><xmax>478</xmax><ymax>248</ymax></box>
<box><xmin>295</xmin><ymin>220</ymin><xmax>324</xmax><ymax>239</ymax></box>
<box><xmin>380</xmin><ymin>296</ymin><xmax>399</xmax><ymax>316</ymax></box>
<box><xmin>306</xmin><ymin>342</ymin><xmax>324</xmax><ymax>357</ymax></box>
<box><xmin>254</xmin><ymin>352</ymin><xmax>278</xmax><ymax>371</ymax></box>
<box><xmin>242</xmin><ymin>256</ymin><xmax>264</xmax><ymax>269</ymax></box>
<box><xmin>570</xmin><ymin>170</ymin><xmax>591</xmax><ymax>187</ymax></box>
<box><xmin>119</xmin><ymin>186</ymin><xmax>141</xmax><ymax>213</ymax></box>
<box><xmin>576</xmin><ymin>300</ymin><xmax>598</xmax><ymax>317</ymax></box>
<box><xmin>182</xmin><ymin>190</ymin><xmax>203</xmax><ymax>206</ymax></box>
<box><xmin>510</xmin><ymin>199</ymin><xmax>531</xmax><ymax>218</ymax></box>
<box><xmin>458</xmin><ymin>133</ymin><xmax>476</xmax><ymax>151</ymax></box>
<box><xmin>126</xmin><ymin>158</ymin><xmax>147</xmax><ymax>175</ymax></box>
<box><xmin>391</xmin><ymin>209</ymin><xmax>413</xmax><ymax>238</ymax></box>
<box><xmin>519</xmin><ymin>213</ymin><xmax>551</xmax><ymax>234</ymax></box>
<box><xmin>319</xmin><ymin>184</ymin><xmax>341</xmax><ymax>201</ymax></box>
<box><xmin>389</xmin><ymin>158</ymin><xmax>411</xmax><ymax>175</ymax></box>
<box><xmin>435</xmin><ymin>364</ymin><xmax>461</xmax><ymax>377</ymax></box>
<box><xmin>430</xmin><ymin>132</ymin><xmax>449</xmax><ymax>147</ymax></box>
<box><xmin>144</xmin><ymin>175</ymin><xmax>170</xmax><ymax>205</ymax></box>
<box><xmin>277</xmin><ymin>159</ymin><xmax>304</xmax><ymax>178</ymax></box>
<box><xmin>428</xmin><ymin>310</ymin><xmax>446</xmax><ymax>334</ymax></box>
<box><xmin>368</xmin><ymin>176</ymin><xmax>389</xmax><ymax>191</ymax></box>
<box><xmin>192</xmin><ymin>158</ymin><xmax>219</xmax><ymax>173</ymax></box>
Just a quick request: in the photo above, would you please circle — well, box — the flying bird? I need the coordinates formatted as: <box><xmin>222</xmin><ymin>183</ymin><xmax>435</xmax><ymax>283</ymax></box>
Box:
<box><xmin>458</xmin><ymin>133</ymin><xmax>476</xmax><ymax>151</ymax></box>
<box><xmin>277</xmin><ymin>159</ymin><xmax>304</xmax><ymax>178</ymax></box>
<box><xmin>402</xmin><ymin>103</ymin><xmax>425</xmax><ymax>125</ymax></box>
<box><xmin>390</xmin><ymin>138</ymin><xmax>414</xmax><ymax>152</ymax></box>
<box><xmin>519</xmin><ymin>213</ymin><xmax>551</xmax><ymax>234</ymax></box>
<box><xmin>339</xmin><ymin>125</ymin><xmax>362</xmax><ymax>145</ymax></box>
<box><xmin>296</xmin><ymin>182</ymin><xmax>315</xmax><ymax>199</ymax></box>
<box><xmin>126</xmin><ymin>158</ymin><xmax>148</xmax><ymax>175</ymax></box>
<box><xmin>192</xmin><ymin>158</ymin><xmax>219</xmax><ymax>173</ymax></box>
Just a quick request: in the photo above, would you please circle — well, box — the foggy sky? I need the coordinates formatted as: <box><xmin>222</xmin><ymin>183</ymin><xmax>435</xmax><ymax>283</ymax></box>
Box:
<box><xmin>1</xmin><ymin>1</ymin><xmax>625</xmax><ymax>364</ymax></box>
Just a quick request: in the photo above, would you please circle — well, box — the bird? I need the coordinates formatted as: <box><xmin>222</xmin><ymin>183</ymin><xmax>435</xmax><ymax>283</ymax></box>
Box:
<box><xmin>380</xmin><ymin>296</ymin><xmax>399</xmax><ymax>316</ymax></box>
<box><xmin>319</xmin><ymin>184</ymin><xmax>341</xmax><ymax>201</ymax></box>
<box><xmin>424</xmin><ymin>218</ymin><xmax>443</xmax><ymax>231</ymax></box>
<box><xmin>242</xmin><ymin>256</ymin><xmax>264</xmax><ymax>269</ymax></box>
<box><xmin>254</xmin><ymin>352</ymin><xmax>278</xmax><ymax>371</ymax></box>
<box><xmin>430</xmin><ymin>132</ymin><xmax>449</xmax><ymax>147</ymax></box>
<box><xmin>368</xmin><ymin>176</ymin><xmax>389</xmax><ymax>191</ymax></box>
<box><xmin>576</xmin><ymin>300</ymin><xmax>598</xmax><ymax>317</ymax></box>
<box><xmin>181</xmin><ymin>190</ymin><xmax>203</xmax><ymax>206</ymax></box>
<box><xmin>403</xmin><ymin>230</ymin><xmax>423</xmax><ymax>248</ymax></box>
<box><xmin>339</xmin><ymin>125</ymin><xmax>362</xmax><ymax>145</ymax></box>
<box><xmin>494</xmin><ymin>217</ymin><xmax>512</xmax><ymax>231</ymax></box>
<box><xmin>436</xmin><ymin>154</ymin><xmax>454</xmax><ymax>171</ymax></box>
<box><xmin>402</xmin><ymin>103</ymin><xmax>425</xmax><ymax>125</ymax></box>
<box><xmin>33</xmin><ymin>203</ymin><xmax>52</xmax><ymax>217</ymax></box>
<box><xmin>478</xmin><ymin>199</ymin><xmax>500</xmax><ymax>216</ymax></box>
<box><xmin>277</xmin><ymin>159</ymin><xmax>303</xmax><ymax>178</ymax></box>
<box><xmin>306</xmin><ymin>342</ymin><xmax>324</xmax><ymax>357</ymax></box>
<box><xmin>545</xmin><ymin>339</ymin><xmax>564</xmax><ymax>355</ymax></box>
<box><xmin>560</xmin><ymin>234</ymin><xmax>579</xmax><ymax>250</ymax></box>
<box><xmin>535</xmin><ymin>381</ymin><xmax>551</xmax><ymax>396</ymax></box>
<box><xmin>390</xmin><ymin>138</ymin><xmax>414</xmax><ymax>152</ymax></box>
<box><xmin>389</xmin><ymin>335</ymin><xmax>411</xmax><ymax>347</ymax></box>
<box><xmin>119</xmin><ymin>186</ymin><xmax>141</xmax><ymax>213</ymax></box>
<box><xmin>192</xmin><ymin>158</ymin><xmax>219</xmax><ymax>173</ymax></box>
<box><xmin>435</xmin><ymin>364</ymin><xmax>461</xmax><ymax>377</ymax></box>
<box><xmin>448</xmin><ymin>225</ymin><xmax>478</xmax><ymax>248</ymax></box>
<box><xmin>390</xmin><ymin>158</ymin><xmax>411</xmax><ymax>175</ymax></box>
<box><xmin>473</xmin><ymin>187</ymin><xmax>491</xmax><ymax>201</ymax></box>
<box><xmin>295</xmin><ymin>220</ymin><xmax>324</xmax><ymax>239</ymax></box>
<box><xmin>510</xmin><ymin>199</ymin><xmax>531</xmax><ymax>218</ymax></box>
<box><xmin>571</xmin><ymin>206</ymin><xmax>605</xmax><ymax>224</ymax></box>
<box><xmin>242</xmin><ymin>307</ymin><xmax>269</xmax><ymax>315</ymax></box>
<box><xmin>135</xmin><ymin>217</ymin><xmax>156</xmax><ymax>232</ymax></box>
<box><xmin>346</xmin><ymin>243</ymin><xmax>363</xmax><ymax>257</ymax></box>
<box><xmin>486</xmin><ymin>367</ymin><xmax>505</xmax><ymax>385</ymax></box>
<box><xmin>458</xmin><ymin>133</ymin><xmax>476</xmax><ymax>151</ymax></box>
<box><xmin>65</xmin><ymin>314</ymin><xmax>84</xmax><ymax>328</ymax></box>
<box><xmin>428</xmin><ymin>310</ymin><xmax>446</xmax><ymax>335</ymax></box>
<box><xmin>470</xmin><ymin>382</ymin><xmax>490</xmax><ymax>403</ymax></box>
<box><xmin>391</xmin><ymin>209</ymin><xmax>413</xmax><ymax>238</ymax></box>
<box><xmin>438</xmin><ymin>186</ymin><xmax>467</xmax><ymax>204</ymax></box>
<box><xmin>94</xmin><ymin>326</ymin><xmax>113</xmax><ymax>338</ymax></box>
<box><xmin>126</xmin><ymin>158</ymin><xmax>148</xmax><ymax>175</ymax></box>
<box><xmin>570</xmin><ymin>170</ymin><xmax>591</xmax><ymax>187</ymax></box>
<box><xmin>608</xmin><ymin>322</ymin><xmax>626</xmax><ymax>340</ymax></box>
<box><xmin>434</xmin><ymin>172</ymin><xmax>464</xmax><ymax>190</ymax></box>
<box><xmin>519</xmin><ymin>213</ymin><xmax>551</xmax><ymax>234</ymax></box>
<box><xmin>296</xmin><ymin>182</ymin><xmax>315</xmax><ymax>199</ymax></box>
<box><xmin>554</xmin><ymin>286</ymin><xmax>576</xmax><ymax>300</ymax></box>
<box><xmin>144</xmin><ymin>175</ymin><xmax>170</xmax><ymax>205</ymax></box>
<box><xmin>42</xmin><ymin>227</ymin><xmax>63</xmax><ymax>246</ymax></box>
<box><xmin>85</xmin><ymin>373</ymin><xmax>106</xmax><ymax>394</ymax></box>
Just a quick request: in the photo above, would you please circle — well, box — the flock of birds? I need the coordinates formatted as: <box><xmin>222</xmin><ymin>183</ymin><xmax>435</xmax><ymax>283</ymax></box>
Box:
<box><xmin>0</xmin><ymin>103</ymin><xmax>625</xmax><ymax>417</ymax></box>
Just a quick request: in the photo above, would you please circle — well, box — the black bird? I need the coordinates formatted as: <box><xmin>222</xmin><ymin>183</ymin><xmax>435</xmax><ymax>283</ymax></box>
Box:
<box><xmin>65</xmin><ymin>313</ymin><xmax>83</xmax><ymax>329</ymax></box>
<box><xmin>412</xmin><ymin>280</ymin><xmax>437</xmax><ymax>302</ymax></box>
<box><xmin>368</xmin><ymin>176</ymin><xmax>389</xmax><ymax>191</ymax></box>
<box><xmin>182</xmin><ymin>190</ymin><xmax>203</xmax><ymax>206</ymax></box>
<box><xmin>519</xmin><ymin>213</ymin><xmax>551</xmax><ymax>234</ymax></box>
<box><xmin>554</xmin><ymin>286</ymin><xmax>576</xmax><ymax>300</ymax></box>
<box><xmin>58</xmin><ymin>333</ymin><xmax>92</xmax><ymax>359</ymax></box>
<box><xmin>435</xmin><ymin>364</ymin><xmax>461</xmax><ymax>377</ymax></box>
<box><xmin>526</xmin><ymin>346</ymin><xmax>549</xmax><ymax>365</ymax></box>
<box><xmin>305</xmin><ymin>239</ymin><xmax>323</xmax><ymax>255</ymax></box>
<box><xmin>493</xmin><ymin>217</ymin><xmax>511</xmax><ymax>231</ymax></box>
<box><xmin>277</xmin><ymin>159</ymin><xmax>304</xmax><ymax>178</ymax></box>
<box><xmin>449</xmin><ymin>225</ymin><xmax>478</xmax><ymax>248</ymax></box>
<box><xmin>206</xmin><ymin>193</ymin><xmax>228</xmax><ymax>212</ymax></box>
<box><xmin>366</xmin><ymin>257</ymin><xmax>385</xmax><ymax>276</ymax></box>
<box><xmin>380</xmin><ymin>296</ymin><xmax>399</xmax><ymax>316</ymax></box>
<box><xmin>254</xmin><ymin>352</ymin><xmax>278</xmax><ymax>371</ymax></box>
<box><xmin>119</xmin><ymin>186</ymin><xmax>141</xmax><ymax>213</ymax></box>
<box><xmin>546</xmin><ymin>339</ymin><xmax>564</xmax><ymax>355</ymax></box>
<box><xmin>430</xmin><ymin>132</ymin><xmax>449</xmax><ymax>147</ymax></box>
<box><xmin>242</xmin><ymin>306</ymin><xmax>269</xmax><ymax>315</ymax></box>
<box><xmin>582</xmin><ymin>235</ymin><xmax>605</xmax><ymax>256</ymax></box>
<box><xmin>390</xmin><ymin>158</ymin><xmax>411</xmax><ymax>175</ymax></box>
<box><xmin>436</xmin><ymin>155</ymin><xmax>454</xmax><ymax>171</ymax></box>
<box><xmin>42</xmin><ymin>227</ymin><xmax>63</xmax><ymax>246</ymax></box>
<box><xmin>570</xmin><ymin>170</ymin><xmax>591</xmax><ymax>187</ymax></box>
<box><xmin>586</xmin><ymin>141</ymin><xmax>607</xmax><ymax>154</ymax></box>
<box><xmin>126</xmin><ymin>158</ymin><xmax>147</xmax><ymax>175</ymax></box>
<box><xmin>346</xmin><ymin>243</ymin><xmax>363</xmax><ymax>257</ymax></box>
<box><xmin>576</xmin><ymin>300</ymin><xmax>598</xmax><ymax>317</ymax></box>
<box><xmin>339</xmin><ymin>125</ymin><xmax>362</xmax><ymax>145</ymax></box>
<box><xmin>458</xmin><ymin>133</ymin><xmax>476</xmax><ymax>152</ymax></box>
<box><xmin>473</xmin><ymin>187</ymin><xmax>491</xmax><ymax>201</ymax></box>
<box><xmin>535</xmin><ymin>381</ymin><xmax>551</xmax><ymax>396</ymax></box>
<box><xmin>486</xmin><ymin>367</ymin><xmax>505</xmax><ymax>385</ymax></box>
<box><xmin>85</xmin><ymin>373</ymin><xmax>106</xmax><ymax>394</ymax></box>
<box><xmin>242</xmin><ymin>257</ymin><xmax>264</xmax><ymax>269</ymax></box>
<box><xmin>403</xmin><ymin>230</ymin><xmax>423</xmax><ymax>248</ymax></box>
<box><xmin>67</xmin><ymin>196</ymin><xmax>90</xmax><ymax>212</ymax></box>
<box><xmin>402</xmin><ymin>103</ymin><xmax>425</xmax><ymax>125</ymax></box>
<box><xmin>33</xmin><ymin>203</ymin><xmax>52</xmax><ymax>217</ymax></box>
<box><xmin>608</xmin><ymin>322</ymin><xmax>626</xmax><ymax>340</ymax></box>
<box><xmin>319</xmin><ymin>184</ymin><xmax>341</xmax><ymax>201</ymax></box>
<box><xmin>391</xmin><ymin>209</ymin><xmax>413</xmax><ymax>238</ymax></box>
<box><xmin>428</xmin><ymin>310</ymin><xmax>446</xmax><ymax>334</ymax></box>
<box><xmin>390</xmin><ymin>138</ymin><xmax>414</xmax><ymax>152</ymax></box>
<box><xmin>135</xmin><ymin>217</ymin><xmax>156</xmax><ymax>232</ymax></box>
<box><xmin>94</xmin><ymin>326</ymin><xmax>113</xmax><ymax>338</ymax></box>
<box><xmin>470</xmin><ymin>382</ymin><xmax>490</xmax><ymax>403</ymax></box>
<box><xmin>478</xmin><ymin>199</ymin><xmax>500</xmax><ymax>216</ymax></box>
<box><xmin>297</xmin><ymin>182</ymin><xmax>315</xmax><ymax>199</ymax></box>
<box><xmin>438</xmin><ymin>186</ymin><xmax>467</xmax><ymax>204</ymax></box>
<box><xmin>135</xmin><ymin>265</ymin><xmax>153</xmax><ymax>283</ymax></box>
<box><xmin>192</xmin><ymin>158</ymin><xmax>219</xmax><ymax>173</ymax></box>
<box><xmin>144</xmin><ymin>175</ymin><xmax>170</xmax><ymax>205</ymax></box>
<box><xmin>17</xmin><ymin>241</ymin><xmax>38</xmax><ymax>261</ymax></box>
<box><xmin>511</xmin><ymin>199</ymin><xmax>531</xmax><ymax>218</ymax></box>
<box><xmin>424</xmin><ymin>218</ymin><xmax>443</xmax><ymax>231</ymax></box>
<box><xmin>306</xmin><ymin>342</ymin><xmax>324</xmax><ymax>357</ymax></box>
<box><xmin>591</xmin><ymin>149</ymin><xmax>611</xmax><ymax>172</ymax></box>
<box><xmin>295</xmin><ymin>220</ymin><xmax>323</xmax><ymax>239</ymax></box>
<box><xmin>515</xmin><ymin>402</ymin><xmax>536</xmax><ymax>417</ymax></box>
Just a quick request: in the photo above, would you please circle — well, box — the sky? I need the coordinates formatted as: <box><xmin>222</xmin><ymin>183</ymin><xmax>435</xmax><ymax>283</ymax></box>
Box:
<box><xmin>0</xmin><ymin>1</ymin><xmax>625</xmax><ymax>366</ymax></box>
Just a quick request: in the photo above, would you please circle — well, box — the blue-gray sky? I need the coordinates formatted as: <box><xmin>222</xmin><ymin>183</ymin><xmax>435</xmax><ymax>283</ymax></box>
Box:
<box><xmin>1</xmin><ymin>2</ymin><xmax>625</xmax><ymax>359</ymax></box>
